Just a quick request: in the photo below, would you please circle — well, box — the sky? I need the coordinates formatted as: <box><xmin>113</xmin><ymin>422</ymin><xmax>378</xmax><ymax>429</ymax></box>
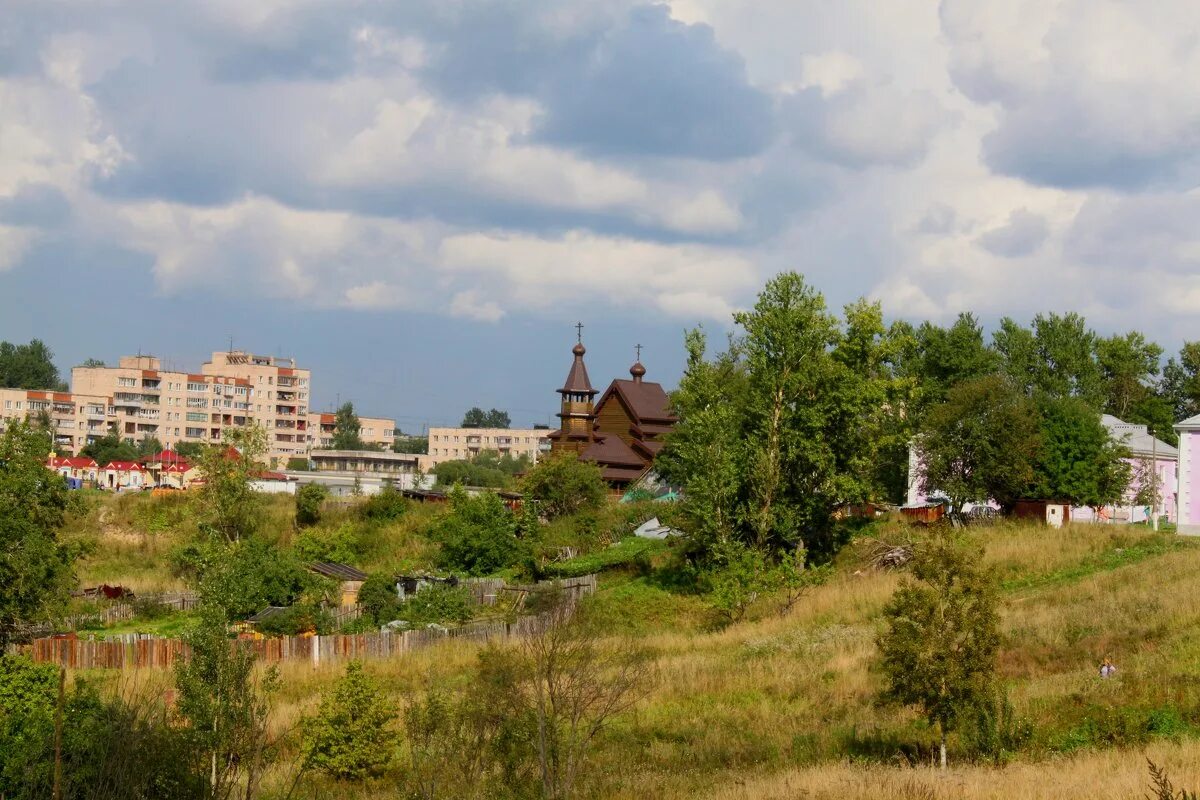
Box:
<box><xmin>3</xmin><ymin>0</ymin><xmax>1200</xmax><ymax>429</ymax></box>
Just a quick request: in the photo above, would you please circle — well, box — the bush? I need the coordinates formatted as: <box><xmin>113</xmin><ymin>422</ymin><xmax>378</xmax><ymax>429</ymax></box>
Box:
<box><xmin>398</xmin><ymin>583</ymin><xmax>473</xmax><ymax>626</ymax></box>
<box><xmin>286</xmin><ymin>457</ymin><xmax>310</xmax><ymax>471</ymax></box>
<box><xmin>543</xmin><ymin>537</ymin><xmax>668</xmax><ymax>578</ymax></box>
<box><xmin>253</xmin><ymin>603</ymin><xmax>334</xmax><ymax>636</ymax></box>
<box><xmin>519</xmin><ymin>453</ymin><xmax>606</xmax><ymax>520</ymax></box>
<box><xmin>304</xmin><ymin>661</ymin><xmax>398</xmax><ymax>781</ymax></box>
<box><xmin>186</xmin><ymin>537</ymin><xmax>316</xmax><ymax>619</ymax></box>
<box><xmin>0</xmin><ymin>657</ymin><xmax>202</xmax><ymax>798</ymax></box>
<box><xmin>295</xmin><ymin>483</ymin><xmax>327</xmax><ymax>527</ymax></box>
<box><xmin>433</xmin><ymin>489</ymin><xmax>527</xmax><ymax>576</ymax></box>
<box><xmin>293</xmin><ymin>523</ymin><xmax>361</xmax><ymax>565</ymax></box>
<box><xmin>358</xmin><ymin>573</ymin><xmax>401</xmax><ymax>625</ymax></box>
<box><xmin>359</xmin><ymin>488</ymin><xmax>408</xmax><ymax>521</ymax></box>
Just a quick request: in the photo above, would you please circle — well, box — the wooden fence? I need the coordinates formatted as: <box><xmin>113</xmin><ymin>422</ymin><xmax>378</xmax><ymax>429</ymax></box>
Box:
<box><xmin>22</xmin><ymin>576</ymin><xmax>597</xmax><ymax>670</ymax></box>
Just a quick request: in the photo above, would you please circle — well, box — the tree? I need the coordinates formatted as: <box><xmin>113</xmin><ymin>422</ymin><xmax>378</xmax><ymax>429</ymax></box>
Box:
<box><xmin>304</xmin><ymin>661</ymin><xmax>398</xmax><ymax>781</ymax></box>
<box><xmin>1162</xmin><ymin>341</ymin><xmax>1200</xmax><ymax>427</ymax></box>
<box><xmin>432</xmin><ymin>489</ymin><xmax>527</xmax><ymax>576</ymax></box>
<box><xmin>182</xmin><ymin>536</ymin><xmax>314</xmax><ymax>619</ymax></box>
<box><xmin>434</xmin><ymin>459</ymin><xmax>512</xmax><ymax>489</ymax></box>
<box><xmin>79</xmin><ymin>358</ymin><xmax>106</xmax><ymax>368</ymax></box>
<box><xmin>996</xmin><ymin>313</ymin><xmax>1104</xmax><ymax>406</ymax></box>
<box><xmin>519</xmin><ymin>452</ymin><xmax>606</xmax><ymax>520</ymax></box>
<box><xmin>877</xmin><ymin>535</ymin><xmax>1000</xmax><ymax>768</ymax></box>
<box><xmin>175</xmin><ymin>611</ymin><xmax>279</xmax><ymax>799</ymax></box>
<box><xmin>0</xmin><ymin>420</ymin><xmax>75</xmax><ymax>647</ymax></box>
<box><xmin>917</xmin><ymin>375</ymin><xmax>1040</xmax><ymax>515</ymax></box>
<box><xmin>1096</xmin><ymin>331</ymin><xmax>1163</xmax><ymax>420</ymax></box>
<box><xmin>911</xmin><ymin>313</ymin><xmax>1000</xmax><ymax>409</ymax></box>
<box><xmin>655</xmin><ymin>328</ymin><xmax>745</xmax><ymax>557</ymax></box>
<box><xmin>174</xmin><ymin>441</ymin><xmax>206</xmax><ymax>459</ymax></box>
<box><xmin>519</xmin><ymin>599</ymin><xmax>650</xmax><ymax>799</ymax></box>
<box><xmin>295</xmin><ymin>483</ymin><xmax>326</xmax><ymax>527</ymax></box>
<box><xmin>137</xmin><ymin>434</ymin><xmax>163</xmax><ymax>457</ymax></box>
<box><xmin>0</xmin><ymin>340</ymin><xmax>66</xmax><ymax>391</ymax></box>
<box><xmin>332</xmin><ymin>402</ymin><xmax>364</xmax><ymax>450</ymax></box>
<box><xmin>393</xmin><ymin>434</ymin><xmax>429</xmax><ymax>454</ymax></box>
<box><xmin>462</xmin><ymin>408</ymin><xmax>511</xmax><ymax>428</ymax></box>
<box><xmin>193</xmin><ymin>425</ymin><xmax>267</xmax><ymax>543</ymax></box>
<box><xmin>1028</xmin><ymin>397</ymin><xmax>1131</xmax><ymax>508</ymax></box>
<box><xmin>79</xmin><ymin>433</ymin><xmax>138</xmax><ymax>466</ymax></box>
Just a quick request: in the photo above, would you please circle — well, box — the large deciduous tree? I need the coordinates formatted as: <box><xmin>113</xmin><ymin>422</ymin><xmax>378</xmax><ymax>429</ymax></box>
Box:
<box><xmin>0</xmin><ymin>420</ymin><xmax>76</xmax><ymax>647</ymax></box>
<box><xmin>332</xmin><ymin>402</ymin><xmax>364</xmax><ymax>450</ymax></box>
<box><xmin>1027</xmin><ymin>397</ymin><xmax>1131</xmax><ymax>508</ymax></box>
<box><xmin>0</xmin><ymin>339</ymin><xmax>66</xmax><ymax>391</ymax></box>
<box><xmin>916</xmin><ymin>375</ymin><xmax>1039</xmax><ymax>515</ymax></box>
<box><xmin>662</xmin><ymin>272</ymin><xmax>902</xmax><ymax>562</ymax></box>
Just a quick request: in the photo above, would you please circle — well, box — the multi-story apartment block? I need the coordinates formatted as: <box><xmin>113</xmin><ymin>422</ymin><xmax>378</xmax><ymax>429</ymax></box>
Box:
<box><xmin>425</xmin><ymin>426</ymin><xmax>552</xmax><ymax>468</ymax></box>
<box><xmin>0</xmin><ymin>388</ymin><xmax>117</xmax><ymax>453</ymax></box>
<box><xmin>200</xmin><ymin>350</ymin><xmax>313</xmax><ymax>460</ymax></box>
<box><xmin>70</xmin><ymin>350</ymin><xmax>396</xmax><ymax>463</ymax></box>
<box><xmin>307</xmin><ymin>412</ymin><xmax>395</xmax><ymax>451</ymax></box>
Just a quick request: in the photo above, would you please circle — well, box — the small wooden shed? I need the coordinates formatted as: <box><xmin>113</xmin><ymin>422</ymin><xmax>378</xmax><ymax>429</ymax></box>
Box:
<box><xmin>1011</xmin><ymin>500</ymin><xmax>1071</xmax><ymax>528</ymax></box>
<box><xmin>307</xmin><ymin>562</ymin><xmax>369</xmax><ymax>607</ymax></box>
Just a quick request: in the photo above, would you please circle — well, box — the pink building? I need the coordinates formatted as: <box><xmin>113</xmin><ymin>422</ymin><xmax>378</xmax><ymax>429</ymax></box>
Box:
<box><xmin>1088</xmin><ymin>415</ymin><xmax>1176</xmax><ymax>525</ymax></box>
<box><xmin>1174</xmin><ymin>414</ymin><xmax>1200</xmax><ymax>532</ymax></box>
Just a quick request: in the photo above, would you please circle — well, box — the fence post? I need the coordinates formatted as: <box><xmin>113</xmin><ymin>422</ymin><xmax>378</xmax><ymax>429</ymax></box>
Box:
<box><xmin>311</xmin><ymin>634</ymin><xmax>320</xmax><ymax>669</ymax></box>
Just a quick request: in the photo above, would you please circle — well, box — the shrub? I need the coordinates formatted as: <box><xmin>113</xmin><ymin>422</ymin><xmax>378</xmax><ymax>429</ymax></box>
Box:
<box><xmin>304</xmin><ymin>661</ymin><xmax>398</xmax><ymax>781</ymax></box>
<box><xmin>293</xmin><ymin>524</ymin><xmax>361</xmax><ymax>565</ymax></box>
<box><xmin>286</xmin><ymin>457</ymin><xmax>310</xmax><ymax>471</ymax></box>
<box><xmin>359</xmin><ymin>488</ymin><xmax>408</xmax><ymax>522</ymax></box>
<box><xmin>0</xmin><ymin>657</ymin><xmax>202</xmax><ymax>799</ymax></box>
<box><xmin>189</xmin><ymin>537</ymin><xmax>316</xmax><ymax>619</ymax></box>
<box><xmin>295</xmin><ymin>483</ymin><xmax>327</xmax><ymax>527</ymax></box>
<box><xmin>357</xmin><ymin>573</ymin><xmax>401</xmax><ymax>625</ymax></box>
<box><xmin>543</xmin><ymin>537</ymin><xmax>668</xmax><ymax>578</ymax></box>
<box><xmin>433</xmin><ymin>489</ymin><xmax>527</xmax><ymax>576</ymax></box>
<box><xmin>519</xmin><ymin>453</ymin><xmax>606</xmax><ymax>520</ymax></box>
<box><xmin>398</xmin><ymin>583</ymin><xmax>473</xmax><ymax>626</ymax></box>
<box><xmin>253</xmin><ymin>603</ymin><xmax>334</xmax><ymax>636</ymax></box>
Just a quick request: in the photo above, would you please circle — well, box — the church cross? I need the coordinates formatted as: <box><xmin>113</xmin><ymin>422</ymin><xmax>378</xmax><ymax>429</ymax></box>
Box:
<box><xmin>635</xmin><ymin>343</ymin><xmax>642</xmax><ymax>361</ymax></box>
<box><xmin>575</xmin><ymin>321</ymin><xmax>584</xmax><ymax>343</ymax></box>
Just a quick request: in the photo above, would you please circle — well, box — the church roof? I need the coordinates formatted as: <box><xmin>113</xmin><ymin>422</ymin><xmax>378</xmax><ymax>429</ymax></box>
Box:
<box><xmin>580</xmin><ymin>433</ymin><xmax>646</xmax><ymax>468</ymax></box>
<box><xmin>559</xmin><ymin>342</ymin><xmax>597</xmax><ymax>395</ymax></box>
<box><xmin>597</xmin><ymin>379</ymin><xmax>676</xmax><ymax>425</ymax></box>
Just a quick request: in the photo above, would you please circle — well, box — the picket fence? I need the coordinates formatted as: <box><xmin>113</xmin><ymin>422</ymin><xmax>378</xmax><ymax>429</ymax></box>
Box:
<box><xmin>23</xmin><ymin>576</ymin><xmax>596</xmax><ymax>670</ymax></box>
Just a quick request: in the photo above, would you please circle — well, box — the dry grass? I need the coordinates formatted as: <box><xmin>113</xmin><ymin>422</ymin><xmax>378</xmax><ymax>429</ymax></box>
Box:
<box><xmin>67</xmin><ymin>514</ymin><xmax>1200</xmax><ymax>798</ymax></box>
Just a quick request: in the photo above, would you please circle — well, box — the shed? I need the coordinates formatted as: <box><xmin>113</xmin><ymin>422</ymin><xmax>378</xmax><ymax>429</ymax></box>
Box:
<box><xmin>307</xmin><ymin>562</ymin><xmax>368</xmax><ymax>607</ymax></box>
<box><xmin>900</xmin><ymin>502</ymin><xmax>946</xmax><ymax>524</ymax></box>
<box><xmin>1011</xmin><ymin>500</ymin><xmax>1071</xmax><ymax>528</ymax></box>
<box><xmin>393</xmin><ymin>573</ymin><xmax>459</xmax><ymax>601</ymax></box>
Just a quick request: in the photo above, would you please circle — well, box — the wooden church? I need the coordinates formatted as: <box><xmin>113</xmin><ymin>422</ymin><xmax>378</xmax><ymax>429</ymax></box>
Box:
<box><xmin>547</xmin><ymin>329</ymin><xmax>678</xmax><ymax>493</ymax></box>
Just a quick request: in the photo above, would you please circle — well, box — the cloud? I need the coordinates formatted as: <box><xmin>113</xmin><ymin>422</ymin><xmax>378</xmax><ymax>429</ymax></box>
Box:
<box><xmin>531</xmin><ymin>4</ymin><xmax>774</xmax><ymax>160</ymax></box>
<box><xmin>783</xmin><ymin>82</ymin><xmax>946</xmax><ymax>168</ymax></box>
<box><xmin>0</xmin><ymin>183</ymin><xmax>72</xmax><ymax>227</ymax></box>
<box><xmin>941</xmin><ymin>0</ymin><xmax>1200</xmax><ymax>189</ymax></box>
<box><xmin>438</xmin><ymin>229</ymin><xmax>756</xmax><ymax>321</ymax></box>
<box><xmin>976</xmin><ymin>209</ymin><xmax>1049</xmax><ymax>257</ymax></box>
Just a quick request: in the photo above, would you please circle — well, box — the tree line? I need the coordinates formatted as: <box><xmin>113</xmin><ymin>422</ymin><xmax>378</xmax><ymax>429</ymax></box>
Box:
<box><xmin>659</xmin><ymin>273</ymin><xmax>1186</xmax><ymax>567</ymax></box>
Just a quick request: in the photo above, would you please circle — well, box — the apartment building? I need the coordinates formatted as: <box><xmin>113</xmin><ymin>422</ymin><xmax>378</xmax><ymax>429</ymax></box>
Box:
<box><xmin>0</xmin><ymin>387</ymin><xmax>117</xmax><ymax>453</ymax></box>
<box><xmin>307</xmin><ymin>412</ymin><xmax>395</xmax><ymax>451</ymax></box>
<box><xmin>70</xmin><ymin>350</ymin><xmax>396</xmax><ymax>462</ymax></box>
<box><xmin>200</xmin><ymin>350</ymin><xmax>312</xmax><ymax>460</ymax></box>
<box><xmin>73</xmin><ymin>355</ymin><xmax>257</xmax><ymax>453</ymax></box>
<box><xmin>425</xmin><ymin>426</ymin><xmax>552</xmax><ymax>467</ymax></box>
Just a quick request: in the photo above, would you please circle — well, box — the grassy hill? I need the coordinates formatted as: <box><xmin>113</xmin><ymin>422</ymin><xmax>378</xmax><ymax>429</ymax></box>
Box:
<box><xmin>58</xmin><ymin>493</ymin><xmax>1200</xmax><ymax>798</ymax></box>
